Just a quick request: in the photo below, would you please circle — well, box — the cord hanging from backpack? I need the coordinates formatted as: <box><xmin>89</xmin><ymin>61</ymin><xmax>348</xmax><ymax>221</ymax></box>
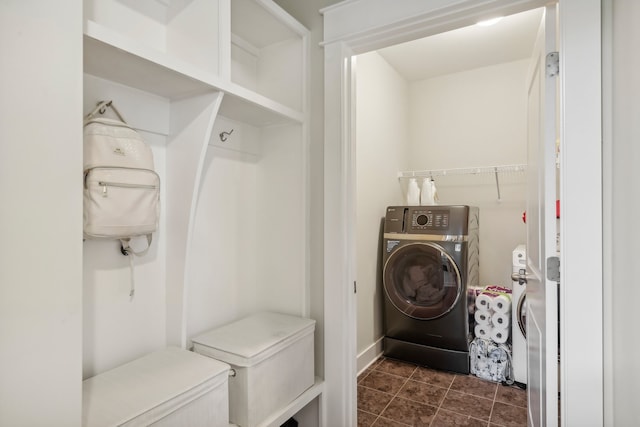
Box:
<box><xmin>120</xmin><ymin>241</ymin><xmax>137</xmax><ymax>300</ymax></box>
<box><xmin>119</xmin><ymin>237</ymin><xmax>153</xmax><ymax>299</ymax></box>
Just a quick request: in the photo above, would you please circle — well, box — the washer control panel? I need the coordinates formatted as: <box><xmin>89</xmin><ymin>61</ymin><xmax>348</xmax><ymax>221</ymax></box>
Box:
<box><xmin>384</xmin><ymin>205</ymin><xmax>473</xmax><ymax>235</ymax></box>
<box><xmin>412</xmin><ymin>209</ymin><xmax>450</xmax><ymax>230</ymax></box>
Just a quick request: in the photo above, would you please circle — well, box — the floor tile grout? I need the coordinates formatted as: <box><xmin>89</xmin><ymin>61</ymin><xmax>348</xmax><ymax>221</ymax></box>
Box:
<box><xmin>370</xmin><ymin>364</ymin><xmax>416</xmax><ymax>426</ymax></box>
<box><xmin>486</xmin><ymin>381</ymin><xmax>500</xmax><ymax>426</ymax></box>
<box><xmin>358</xmin><ymin>357</ymin><xmax>527</xmax><ymax>426</ymax></box>
<box><xmin>427</xmin><ymin>369</ymin><xmax>454</xmax><ymax>427</ymax></box>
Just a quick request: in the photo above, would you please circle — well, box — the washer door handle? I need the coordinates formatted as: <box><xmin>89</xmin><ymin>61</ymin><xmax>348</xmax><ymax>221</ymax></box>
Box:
<box><xmin>511</xmin><ymin>269</ymin><xmax>533</xmax><ymax>285</ymax></box>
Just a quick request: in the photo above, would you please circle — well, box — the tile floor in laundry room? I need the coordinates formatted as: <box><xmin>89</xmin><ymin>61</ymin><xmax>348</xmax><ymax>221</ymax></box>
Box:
<box><xmin>357</xmin><ymin>357</ymin><xmax>527</xmax><ymax>427</ymax></box>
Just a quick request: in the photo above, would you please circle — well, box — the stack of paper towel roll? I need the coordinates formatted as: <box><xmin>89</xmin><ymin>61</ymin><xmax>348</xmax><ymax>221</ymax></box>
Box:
<box><xmin>474</xmin><ymin>285</ymin><xmax>512</xmax><ymax>344</ymax></box>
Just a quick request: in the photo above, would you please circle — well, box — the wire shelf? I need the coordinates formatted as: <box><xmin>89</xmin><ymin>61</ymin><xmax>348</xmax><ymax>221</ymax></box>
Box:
<box><xmin>397</xmin><ymin>164</ymin><xmax>527</xmax><ymax>201</ymax></box>
<box><xmin>397</xmin><ymin>164</ymin><xmax>526</xmax><ymax>179</ymax></box>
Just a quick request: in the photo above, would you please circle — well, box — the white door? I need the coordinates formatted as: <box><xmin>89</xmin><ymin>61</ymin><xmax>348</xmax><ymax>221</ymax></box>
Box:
<box><xmin>525</xmin><ymin>5</ymin><xmax>559</xmax><ymax>426</ymax></box>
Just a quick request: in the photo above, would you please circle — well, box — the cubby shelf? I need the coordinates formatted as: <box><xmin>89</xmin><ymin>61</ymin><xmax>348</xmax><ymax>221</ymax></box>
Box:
<box><xmin>84</xmin><ymin>20</ymin><xmax>304</xmax><ymax>127</ymax></box>
<box><xmin>83</xmin><ymin>20</ymin><xmax>222</xmax><ymax>99</ymax></box>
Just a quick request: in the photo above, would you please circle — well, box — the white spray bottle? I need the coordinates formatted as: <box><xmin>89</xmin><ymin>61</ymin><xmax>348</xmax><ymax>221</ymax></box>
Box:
<box><xmin>406</xmin><ymin>178</ymin><xmax>420</xmax><ymax>205</ymax></box>
<box><xmin>420</xmin><ymin>177</ymin><xmax>433</xmax><ymax>205</ymax></box>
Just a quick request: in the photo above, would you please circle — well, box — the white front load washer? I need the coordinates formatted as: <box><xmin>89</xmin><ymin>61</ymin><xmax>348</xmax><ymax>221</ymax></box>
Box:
<box><xmin>511</xmin><ymin>244</ymin><xmax>527</xmax><ymax>385</ymax></box>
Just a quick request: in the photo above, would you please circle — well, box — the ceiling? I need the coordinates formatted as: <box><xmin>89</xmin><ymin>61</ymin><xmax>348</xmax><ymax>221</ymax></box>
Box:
<box><xmin>375</xmin><ymin>7</ymin><xmax>544</xmax><ymax>81</ymax></box>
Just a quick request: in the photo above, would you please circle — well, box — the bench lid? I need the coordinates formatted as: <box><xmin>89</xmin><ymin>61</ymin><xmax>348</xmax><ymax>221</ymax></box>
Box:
<box><xmin>82</xmin><ymin>347</ymin><xmax>229</xmax><ymax>427</ymax></box>
<box><xmin>191</xmin><ymin>312</ymin><xmax>315</xmax><ymax>367</ymax></box>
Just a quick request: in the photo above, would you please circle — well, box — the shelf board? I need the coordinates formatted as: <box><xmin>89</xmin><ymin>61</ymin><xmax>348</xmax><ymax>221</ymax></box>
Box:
<box><xmin>84</xmin><ymin>21</ymin><xmax>223</xmax><ymax>100</ymax></box>
<box><xmin>232</xmin><ymin>0</ymin><xmax>307</xmax><ymax>49</ymax></box>
<box><xmin>220</xmin><ymin>83</ymin><xmax>304</xmax><ymax>127</ymax></box>
<box><xmin>257</xmin><ymin>377</ymin><xmax>324</xmax><ymax>427</ymax></box>
<box><xmin>84</xmin><ymin>20</ymin><xmax>304</xmax><ymax>127</ymax></box>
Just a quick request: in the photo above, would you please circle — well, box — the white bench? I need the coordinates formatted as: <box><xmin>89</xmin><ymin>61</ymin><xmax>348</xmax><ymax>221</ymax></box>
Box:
<box><xmin>82</xmin><ymin>347</ymin><xmax>230</xmax><ymax>427</ymax></box>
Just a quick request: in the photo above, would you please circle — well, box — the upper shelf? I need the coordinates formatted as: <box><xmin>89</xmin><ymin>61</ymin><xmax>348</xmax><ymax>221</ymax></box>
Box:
<box><xmin>230</xmin><ymin>0</ymin><xmax>308</xmax><ymax>113</ymax></box>
<box><xmin>83</xmin><ymin>0</ymin><xmax>307</xmax><ymax>127</ymax></box>
<box><xmin>83</xmin><ymin>21</ymin><xmax>222</xmax><ymax>100</ymax></box>
<box><xmin>231</xmin><ymin>0</ymin><xmax>307</xmax><ymax>48</ymax></box>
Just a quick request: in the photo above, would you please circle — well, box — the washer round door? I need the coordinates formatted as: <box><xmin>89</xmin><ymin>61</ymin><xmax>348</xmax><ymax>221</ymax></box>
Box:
<box><xmin>383</xmin><ymin>242</ymin><xmax>462</xmax><ymax>320</ymax></box>
<box><xmin>517</xmin><ymin>293</ymin><xmax>527</xmax><ymax>338</ymax></box>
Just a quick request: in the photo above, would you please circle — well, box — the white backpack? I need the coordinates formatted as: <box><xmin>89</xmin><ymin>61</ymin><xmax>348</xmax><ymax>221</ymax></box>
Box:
<box><xmin>83</xmin><ymin>101</ymin><xmax>160</xmax><ymax>296</ymax></box>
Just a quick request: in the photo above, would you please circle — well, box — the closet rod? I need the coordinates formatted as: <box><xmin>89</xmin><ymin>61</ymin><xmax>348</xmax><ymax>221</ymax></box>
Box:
<box><xmin>397</xmin><ymin>164</ymin><xmax>526</xmax><ymax>179</ymax></box>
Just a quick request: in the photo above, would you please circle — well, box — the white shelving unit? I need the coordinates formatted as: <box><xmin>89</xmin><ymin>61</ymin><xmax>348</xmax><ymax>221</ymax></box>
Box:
<box><xmin>83</xmin><ymin>13</ymin><xmax>304</xmax><ymax>126</ymax></box>
<box><xmin>82</xmin><ymin>0</ymin><xmax>318</xmax><ymax>424</ymax></box>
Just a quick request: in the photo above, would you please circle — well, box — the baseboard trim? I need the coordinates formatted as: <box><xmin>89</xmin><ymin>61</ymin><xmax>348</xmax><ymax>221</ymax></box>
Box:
<box><xmin>357</xmin><ymin>337</ymin><xmax>384</xmax><ymax>375</ymax></box>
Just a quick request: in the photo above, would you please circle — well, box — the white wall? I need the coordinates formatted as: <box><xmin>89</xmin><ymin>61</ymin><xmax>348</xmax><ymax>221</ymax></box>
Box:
<box><xmin>408</xmin><ymin>60</ymin><xmax>529</xmax><ymax>287</ymax></box>
<box><xmin>408</xmin><ymin>60</ymin><xmax>529</xmax><ymax>170</ymax></box>
<box><xmin>355</xmin><ymin>51</ymin><xmax>410</xmax><ymax>365</ymax></box>
<box><xmin>0</xmin><ymin>1</ymin><xmax>83</xmax><ymax>425</ymax></box>
<box><xmin>255</xmin><ymin>124</ymin><xmax>308</xmax><ymax>314</ymax></box>
<box><xmin>187</xmin><ymin>122</ymin><xmax>307</xmax><ymax>341</ymax></box>
<box><xmin>187</xmin><ymin>146</ymin><xmax>258</xmax><ymax>338</ymax></box>
<box><xmin>610</xmin><ymin>0</ymin><xmax>640</xmax><ymax>424</ymax></box>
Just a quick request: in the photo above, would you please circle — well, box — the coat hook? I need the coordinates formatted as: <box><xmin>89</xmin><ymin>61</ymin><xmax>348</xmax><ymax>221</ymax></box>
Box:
<box><xmin>219</xmin><ymin>129</ymin><xmax>234</xmax><ymax>142</ymax></box>
<box><xmin>98</xmin><ymin>100</ymin><xmax>113</xmax><ymax>115</ymax></box>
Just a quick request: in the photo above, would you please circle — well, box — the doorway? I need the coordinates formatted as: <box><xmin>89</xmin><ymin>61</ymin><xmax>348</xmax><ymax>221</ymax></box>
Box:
<box><xmin>354</xmin><ymin>7</ymin><xmax>543</xmax><ymax>375</ymax></box>
<box><xmin>321</xmin><ymin>1</ymin><xmax>602</xmax><ymax>426</ymax></box>
<box><xmin>354</xmin><ymin>8</ymin><xmax>543</xmax><ymax>425</ymax></box>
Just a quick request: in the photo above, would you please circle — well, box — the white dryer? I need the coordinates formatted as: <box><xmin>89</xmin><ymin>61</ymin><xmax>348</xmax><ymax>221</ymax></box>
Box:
<box><xmin>511</xmin><ymin>244</ymin><xmax>527</xmax><ymax>385</ymax></box>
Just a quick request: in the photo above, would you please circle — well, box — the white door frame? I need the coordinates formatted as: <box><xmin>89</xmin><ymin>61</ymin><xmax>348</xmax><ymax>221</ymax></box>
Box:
<box><xmin>321</xmin><ymin>1</ymin><xmax>603</xmax><ymax>426</ymax></box>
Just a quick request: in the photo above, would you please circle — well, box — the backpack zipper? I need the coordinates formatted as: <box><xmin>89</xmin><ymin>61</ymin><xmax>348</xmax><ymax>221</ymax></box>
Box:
<box><xmin>84</xmin><ymin>167</ymin><xmax>160</xmax><ymax>190</ymax></box>
<box><xmin>98</xmin><ymin>181</ymin><xmax>158</xmax><ymax>197</ymax></box>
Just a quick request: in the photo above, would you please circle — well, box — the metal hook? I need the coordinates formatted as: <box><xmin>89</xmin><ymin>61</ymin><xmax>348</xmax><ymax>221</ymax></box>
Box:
<box><xmin>219</xmin><ymin>129</ymin><xmax>234</xmax><ymax>142</ymax></box>
<box><xmin>120</xmin><ymin>243</ymin><xmax>130</xmax><ymax>256</ymax></box>
<box><xmin>98</xmin><ymin>100</ymin><xmax>113</xmax><ymax>115</ymax></box>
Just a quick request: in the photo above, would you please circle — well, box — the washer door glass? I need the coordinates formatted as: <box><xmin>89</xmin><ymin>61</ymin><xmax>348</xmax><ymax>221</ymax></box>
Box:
<box><xmin>383</xmin><ymin>242</ymin><xmax>462</xmax><ymax>320</ymax></box>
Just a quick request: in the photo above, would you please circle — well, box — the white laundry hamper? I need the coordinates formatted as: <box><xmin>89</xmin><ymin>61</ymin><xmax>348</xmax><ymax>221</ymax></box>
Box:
<box><xmin>82</xmin><ymin>347</ymin><xmax>231</xmax><ymax>427</ymax></box>
<box><xmin>191</xmin><ymin>312</ymin><xmax>315</xmax><ymax>427</ymax></box>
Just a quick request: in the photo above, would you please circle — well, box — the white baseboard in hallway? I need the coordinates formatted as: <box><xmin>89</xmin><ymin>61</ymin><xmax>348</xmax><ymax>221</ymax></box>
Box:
<box><xmin>357</xmin><ymin>337</ymin><xmax>384</xmax><ymax>375</ymax></box>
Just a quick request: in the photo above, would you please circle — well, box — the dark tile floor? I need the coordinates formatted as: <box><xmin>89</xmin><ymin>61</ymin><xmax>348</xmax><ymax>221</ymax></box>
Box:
<box><xmin>357</xmin><ymin>357</ymin><xmax>527</xmax><ymax>427</ymax></box>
